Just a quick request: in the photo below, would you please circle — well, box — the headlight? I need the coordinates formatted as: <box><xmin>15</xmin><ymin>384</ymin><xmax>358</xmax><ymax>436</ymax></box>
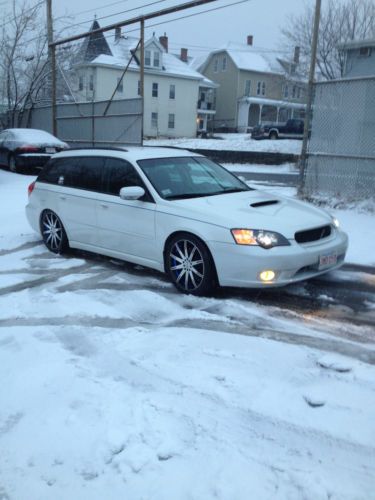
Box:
<box><xmin>231</xmin><ymin>229</ymin><xmax>290</xmax><ymax>249</ymax></box>
<box><xmin>332</xmin><ymin>217</ymin><xmax>340</xmax><ymax>229</ymax></box>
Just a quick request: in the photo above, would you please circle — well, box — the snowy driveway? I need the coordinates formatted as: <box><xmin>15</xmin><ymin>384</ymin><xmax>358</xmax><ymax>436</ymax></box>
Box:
<box><xmin>0</xmin><ymin>169</ymin><xmax>375</xmax><ymax>500</ymax></box>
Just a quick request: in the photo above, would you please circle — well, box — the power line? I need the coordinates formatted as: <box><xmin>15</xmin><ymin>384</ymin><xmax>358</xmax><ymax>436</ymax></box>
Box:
<box><xmin>23</xmin><ymin>0</ymin><xmax>253</xmax><ymax>52</ymax></box>
<box><xmin>56</xmin><ymin>0</ymin><xmax>167</xmax><ymax>32</ymax></box>
<box><xmin>123</xmin><ymin>0</ymin><xmax>252</xmax><ymax>36</ymax></box>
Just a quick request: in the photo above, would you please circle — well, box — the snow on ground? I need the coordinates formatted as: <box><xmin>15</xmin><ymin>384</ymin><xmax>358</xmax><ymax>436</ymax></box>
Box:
<box><xmin>145</xmin><ymin>133</ymin><xmax>302</xmax><ymax>154</ymax></box>
<box><xmin>0</xmin><ymin>169</ymin><xmax>374</xmax><ymax>499</ymax></box>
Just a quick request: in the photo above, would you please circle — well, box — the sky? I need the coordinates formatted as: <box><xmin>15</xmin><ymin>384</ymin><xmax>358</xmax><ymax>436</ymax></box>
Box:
<box><xmin>3</xmin><ymin>0</ymin><xmax>309</xmax><ymax>59</ymax></box>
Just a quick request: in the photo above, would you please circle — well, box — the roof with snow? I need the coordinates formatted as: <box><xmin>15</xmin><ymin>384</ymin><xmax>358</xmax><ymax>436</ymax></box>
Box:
<box><xmin>76</xmin><ymin>23</ymin><xmax>214</xmax><ymax>84</ymax></box>
<box><xmin>200</xmin><ymin>42</ymin><xmax>284</xmax><ymax>75</ymax></box>
<box><xmin>338</xmin><ymin>37</ymin><xmax>375</xmax><ymax>50</ymax></box>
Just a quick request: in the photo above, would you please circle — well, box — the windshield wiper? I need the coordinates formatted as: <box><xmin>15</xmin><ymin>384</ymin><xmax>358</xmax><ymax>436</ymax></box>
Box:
<box><xmin>165</xmin><ymin>192</ymin><xmax>218</xmax><ymax>200</ymax></box>
<box><xmin>165</xmin><ymin>188</ymin><xmax>249</xmax><ymax>200</ymax></box>
<box><xmin>222</xmin><ymin>187</ymin><xmax>250</xmax><ymax>194</ymax></box>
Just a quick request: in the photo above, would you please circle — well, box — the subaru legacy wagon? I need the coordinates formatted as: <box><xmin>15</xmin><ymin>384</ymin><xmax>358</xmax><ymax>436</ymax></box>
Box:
<box><xmin>26</xmin><ymin>147</ymin><xmax>348</xmax><ymax>295</ymax></box>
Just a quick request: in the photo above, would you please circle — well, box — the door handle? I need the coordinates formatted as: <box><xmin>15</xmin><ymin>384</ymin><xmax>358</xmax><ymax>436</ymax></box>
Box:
<box><xmin>100</xmin><ymin>204</ymin><xmax>108</xmax><ymax>209</ymax></box>
<box><xmin>59</xmin><ymin>196</ymin><xmax>66</xmax><ymax>201</ymax></box>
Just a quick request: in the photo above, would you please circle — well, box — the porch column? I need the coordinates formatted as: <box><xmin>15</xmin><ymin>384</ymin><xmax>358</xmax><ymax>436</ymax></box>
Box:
<box><xmin>259</xmin><ymin>105</ymin><xmax>263</xmax><ymax>125</ymax></box>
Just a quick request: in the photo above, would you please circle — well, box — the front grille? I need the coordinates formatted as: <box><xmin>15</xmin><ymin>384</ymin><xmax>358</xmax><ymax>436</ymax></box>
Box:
<box><xmin>295</xmin><ymin>224</ymin><xmax>331</xmax><ymax>244</ymax></box>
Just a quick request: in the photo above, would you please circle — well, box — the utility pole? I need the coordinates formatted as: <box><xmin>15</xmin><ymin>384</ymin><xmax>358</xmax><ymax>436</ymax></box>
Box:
<box><xmin>46</xmin><ymin>0</ymin><xmax>57</xmax><ymax>135</ymax></box>
<box><xmin>299</xmin><ymin>0</ymin><xmax>321</xmax><ymax>196</ymax></box>
<box><xmin>140</xmin><ymin>19</ymin><xmax>145</xmax><ymax>146</ymax></box>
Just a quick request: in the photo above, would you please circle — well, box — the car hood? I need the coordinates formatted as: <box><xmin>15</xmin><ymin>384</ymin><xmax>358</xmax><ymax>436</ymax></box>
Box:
<box><xmin>159</xmin><ymin>190</ymin><xmax>332</xmax><ymax>239</ymax></box>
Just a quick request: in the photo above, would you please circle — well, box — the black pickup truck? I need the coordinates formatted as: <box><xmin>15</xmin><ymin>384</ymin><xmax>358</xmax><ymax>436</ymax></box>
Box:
<box><xmin>251</xmin><ymin>119</ymin><xmax>304</xmax><ymax>140</ymax></box>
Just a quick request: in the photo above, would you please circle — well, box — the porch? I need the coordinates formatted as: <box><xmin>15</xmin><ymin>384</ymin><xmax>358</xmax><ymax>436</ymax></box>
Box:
<box><xmin>237</xmin><ymin>97</ymin><xmax>306</xmax><ymax>132</ymax></box>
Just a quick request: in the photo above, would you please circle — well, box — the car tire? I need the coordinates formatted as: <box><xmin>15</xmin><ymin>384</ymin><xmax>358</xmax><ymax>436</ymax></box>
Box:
<box><xmin>269</xmin><ymin>131</ymin><xmax>278</xmax><ymax>140</ymax></box>
<box><xmin>40</xmin><ymin>210</ymin><xmax>69</xmax><ymax>254</ymax></box>
<box><xmin>166</xmin><ymin>233</ymin><xmax>217</xmax><ymax>296</ymax></box>
<box><xmin>8</xmin><ymin>154</ymin><xmax>18</xmax><ymax>173</ymax></box>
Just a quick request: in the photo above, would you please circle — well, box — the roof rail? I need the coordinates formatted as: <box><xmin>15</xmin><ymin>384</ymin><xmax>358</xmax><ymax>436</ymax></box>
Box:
<box><xmin>64</xmin><ymin>146</ymin><xmax>128</xmax><ymax>152</ymax></box>
<box><xmin>141</xmin><ymin>145</ymin><xmax>188</xmax><ymax>150</ymax></box>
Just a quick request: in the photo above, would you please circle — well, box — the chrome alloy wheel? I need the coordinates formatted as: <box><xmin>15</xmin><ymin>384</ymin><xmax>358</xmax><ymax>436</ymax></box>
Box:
<box><xmin>169</xmin><ymin>239</ymin><xmax>205</xmax><ymax>292</ymax></box>
<box><xmin>41</xmin><ymin>211</ymin><xmax>64</xmax><ymax>253</ymax></box>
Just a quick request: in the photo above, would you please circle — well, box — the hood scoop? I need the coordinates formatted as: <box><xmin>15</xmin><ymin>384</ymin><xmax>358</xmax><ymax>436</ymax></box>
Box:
<box><xmin>250</xmin><ymin>200</ymin><xmax>279</xmax><ymax>208</ymax></box>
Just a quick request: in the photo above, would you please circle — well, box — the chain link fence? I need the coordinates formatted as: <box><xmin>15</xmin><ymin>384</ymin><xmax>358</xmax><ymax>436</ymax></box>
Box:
<box><xmin>303</xmin><ymin>76</ymin><xmax>375</xmax><ymax>202</ymax></box>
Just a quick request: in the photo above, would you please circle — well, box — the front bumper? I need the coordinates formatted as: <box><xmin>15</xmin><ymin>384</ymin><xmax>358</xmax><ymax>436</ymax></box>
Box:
<box><xmin>209</xmin><ymin>230</ymin><xmax>349</xmax><ymax>288</ymax></box>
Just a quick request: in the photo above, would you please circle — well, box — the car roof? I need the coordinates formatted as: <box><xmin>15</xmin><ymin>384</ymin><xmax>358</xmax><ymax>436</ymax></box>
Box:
<box><xmin>51</xmin><ymin>146</ymin><xmax>202</xmax><ymax>162</ymax></box>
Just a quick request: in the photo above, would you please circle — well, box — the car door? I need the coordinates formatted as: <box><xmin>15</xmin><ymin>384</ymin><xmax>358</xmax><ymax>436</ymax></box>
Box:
<box><xmin>96</xmin><ymin>157</ymin><xmax>157</xmax><ymax>265</ymax></box>
<box><xmin>38</xmin><ymin>156</ymin><xmax>104</xmax><ymax>247</ymax></box>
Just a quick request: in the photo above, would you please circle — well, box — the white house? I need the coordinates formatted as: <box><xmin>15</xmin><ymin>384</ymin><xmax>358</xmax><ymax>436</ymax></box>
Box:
<box><xmin>74</xmin><ymin>22</ymin><xmax>216</xmax><ymax>138</ymax></box>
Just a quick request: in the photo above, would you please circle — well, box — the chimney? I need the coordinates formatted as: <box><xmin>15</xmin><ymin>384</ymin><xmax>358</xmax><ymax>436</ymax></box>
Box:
<box><xmin>247</xmin><ymin>35</ymin><xmax>253</xmax><ymax>46</ymax></box>
<box><xmin>159</xmin><ymin>33</ymin><xmax>168</xmax><ymax>52</ymax></box>
<box><xmin>115</xmin><ymin>26</ymin><xmax>121</xmax><ymax>41</ymax></box>
<box><xmin>294</xmin><ymin>46</ymin><xmax>300</xmax><ymax>64</ymax></box>
<box><xmin>180</xmin><ymin>47</ymin><xmax>188</xmax><ymax>62</ymax></box>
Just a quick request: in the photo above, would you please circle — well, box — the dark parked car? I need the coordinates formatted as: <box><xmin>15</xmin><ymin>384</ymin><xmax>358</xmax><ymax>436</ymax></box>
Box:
<box><xmin>251</xmin><ymin>119</ymin><xmax>304</xmax><ymax>140</ymax></box>
<box><xmin>0</xmin><ymin>128</ymin><xmax>68</xmax><ymax>173</ymax></box>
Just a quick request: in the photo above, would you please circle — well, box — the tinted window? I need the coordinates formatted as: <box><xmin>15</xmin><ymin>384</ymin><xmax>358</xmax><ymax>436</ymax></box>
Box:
<box><xmin>71</xmin><ymin>157</ymin><xmax>104</xmax><ymax>191</ymax></box>
<box><xmin>37</xmin><ymin>156</ymin><xmax>104</xmax><ymax>192</ymax></box>
<box><xmin>103</xmin><ymin>158</ymin><xmax>152</xmax><ymax>201</ymax></box>
<box><xmin>37</xmin><ymin>158</ymin><xmax>77</xmax><ymax>184</ymax></box>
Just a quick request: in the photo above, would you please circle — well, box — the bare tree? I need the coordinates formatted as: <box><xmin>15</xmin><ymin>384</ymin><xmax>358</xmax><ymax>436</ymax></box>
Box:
<box><xmin>0</xmin><ymin>1</ymin><xmax>50</xmax><ymax>127</ymax></box>
<box><xmin>282</xmin><ymin>0</ymin><xmax>375</xmax><ymax>80</ymax></box>
<box><xmin>0</xmin><ymin>1</ymin><xmax>79</xmax><ymax>128</ymax></box>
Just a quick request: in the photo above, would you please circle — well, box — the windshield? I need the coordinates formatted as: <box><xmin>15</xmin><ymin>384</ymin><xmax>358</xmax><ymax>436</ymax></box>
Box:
<box><xmin>137</xmin><ymin>156</ymin><xmax>251</xmax><ymax>200</ymax></box>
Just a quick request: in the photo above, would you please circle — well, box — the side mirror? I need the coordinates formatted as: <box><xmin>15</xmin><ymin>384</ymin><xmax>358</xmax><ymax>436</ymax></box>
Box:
<box><xmin>119</xmin><ymin>186</ymin><xmax>145</xmax><ymax>200</ymax></box>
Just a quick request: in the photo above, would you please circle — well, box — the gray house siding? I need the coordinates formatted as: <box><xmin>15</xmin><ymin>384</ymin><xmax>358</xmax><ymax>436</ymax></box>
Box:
<box><xmin>344</xmin><ymin>49</ymin><xmax>375</xmax><ymax>77</ymax></box>
<box><xmin>203</xmin><ymin>52</ymin><xmax>238</xmax><ymax>128</ymax></box>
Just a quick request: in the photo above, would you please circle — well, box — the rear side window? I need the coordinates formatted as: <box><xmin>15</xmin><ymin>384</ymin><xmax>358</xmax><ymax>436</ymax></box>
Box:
<box><xmin>37</xmin><ymin>156</ymin><xmax>104</xmax><ymax>192</ymax></box>
<box><xmin>103</xmin><ymin>158</ymin><xmax>152</xmax><ymax>201</ymax></box>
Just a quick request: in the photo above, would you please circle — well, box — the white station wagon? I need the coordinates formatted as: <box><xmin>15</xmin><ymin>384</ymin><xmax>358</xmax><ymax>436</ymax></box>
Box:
<box><xmin>26</xmin><ymin>147</ymin><xmax>348</xmax><ymax>295</ymax></box>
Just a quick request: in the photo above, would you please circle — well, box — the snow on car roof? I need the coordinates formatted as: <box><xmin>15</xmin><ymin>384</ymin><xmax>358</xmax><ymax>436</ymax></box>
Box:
<box><xmin>7</xmin><ymin>128</ymin><xmax>65</xmax><ymax>144</ymax></box>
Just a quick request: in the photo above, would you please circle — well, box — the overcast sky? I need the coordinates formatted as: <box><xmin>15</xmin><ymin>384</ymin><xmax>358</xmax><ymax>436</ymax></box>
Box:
<box><xmin>3</xmin><ymin>0</ymin><xmax>309</xmax><ymax>57</ymax></box>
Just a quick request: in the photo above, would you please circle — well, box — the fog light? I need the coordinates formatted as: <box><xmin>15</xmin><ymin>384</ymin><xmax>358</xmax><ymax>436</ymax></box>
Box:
<box><xmin>260</xmin><ymin>270</ymin><xmax>275</xmax><ymax>282</ymax></box>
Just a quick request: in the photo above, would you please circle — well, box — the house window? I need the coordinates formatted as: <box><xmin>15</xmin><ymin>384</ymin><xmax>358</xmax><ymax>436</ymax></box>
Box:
<box><xmin>152</xmin><ymin>82</ymin><xmax>158</xmax><ymax>97</ymax></box>
<box><xmin>169</xmin><ymin>84</ymin><xmax>175</xmax><ymax>99</ymax></box>
<box><xmin>222</xmin><ymin>56</ymin><xmax>227</xmax><ymax>71</ymax></box>
<box><xmin>145</xmin><ymin>50</ymin><xmax>151</xmax><ymax>66</ymax></box>
<box><xmin>153</xmin><ymin>51</ymin><xmax>160</xmax><ymax>68</ymax></box>
<box><xmin>297</xmin><ymin>87</ymin><xmax>301</xmax><ymax>99</ymax></box>
<box><xmin>244</xmin><ymin>80</ymin><xmax>251</xmax><ymax>96</ymax></box>
<box><xmin>117</xmin><ymin>77</ymin><xmax>123</xmax><ymax>93</ymax></box>
<box><xmin>168</xmin><ymin>113</ymin><xmax>175</xmax><ymax>129</ymax></box>
<box><xmin>151</xmin><ymin>112</ymin><xmax>158</xmax><ymax>128</ymax></box>
<box><xmin>359</xmin><ymin>47</ymin><xmax>372</xmax><ymax>57</ymax></box>
<box><xmin>79</xmin><ymin>75</ymin><xmax>84</xmax><ymax>91</ymax></box>
<box><xmin>257</xmin><ymin>81</ymin><xmax>266</xmax><ymax>96</ymax></box>
<box><xmin>137</xmin><ymin>80</ymin><xmax>141</xmax><ymax>96</ymax></box>
<box><xmin>284</xmin><ymin>84</ymin><xmax>289</xmax><ymax>98</ymax></box>
<box><xmin>292</xmin><ymin>85</ymin><xmax>296</xmax><ymax>98</ymax></box>
<box><xmin>89</xmin><ymin>74</ymin><xmax>94</xmax><ymax>91</ymax></box>
<box><xmin>214</xmin><ymin>58</ymin><xmax>218</xmax><ymax>73</ymax></box>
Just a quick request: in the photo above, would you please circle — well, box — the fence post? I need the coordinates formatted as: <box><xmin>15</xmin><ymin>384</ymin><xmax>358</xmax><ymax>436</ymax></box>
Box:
<box><xmin>299</xmin><ymin>0</ymin><xmax>321</xmax><ymax>197</ymax></box>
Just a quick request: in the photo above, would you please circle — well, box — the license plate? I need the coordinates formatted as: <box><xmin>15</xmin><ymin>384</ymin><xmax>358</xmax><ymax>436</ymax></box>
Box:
<box><xmin>45</xmin><ymin>147</ymin><xmax>56</xmax><ymax>153</ymax></box>
<box><xmin>319</xmin><ymin>252</ymin><xmax>337</xmax><ymax>269</ymax></box>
